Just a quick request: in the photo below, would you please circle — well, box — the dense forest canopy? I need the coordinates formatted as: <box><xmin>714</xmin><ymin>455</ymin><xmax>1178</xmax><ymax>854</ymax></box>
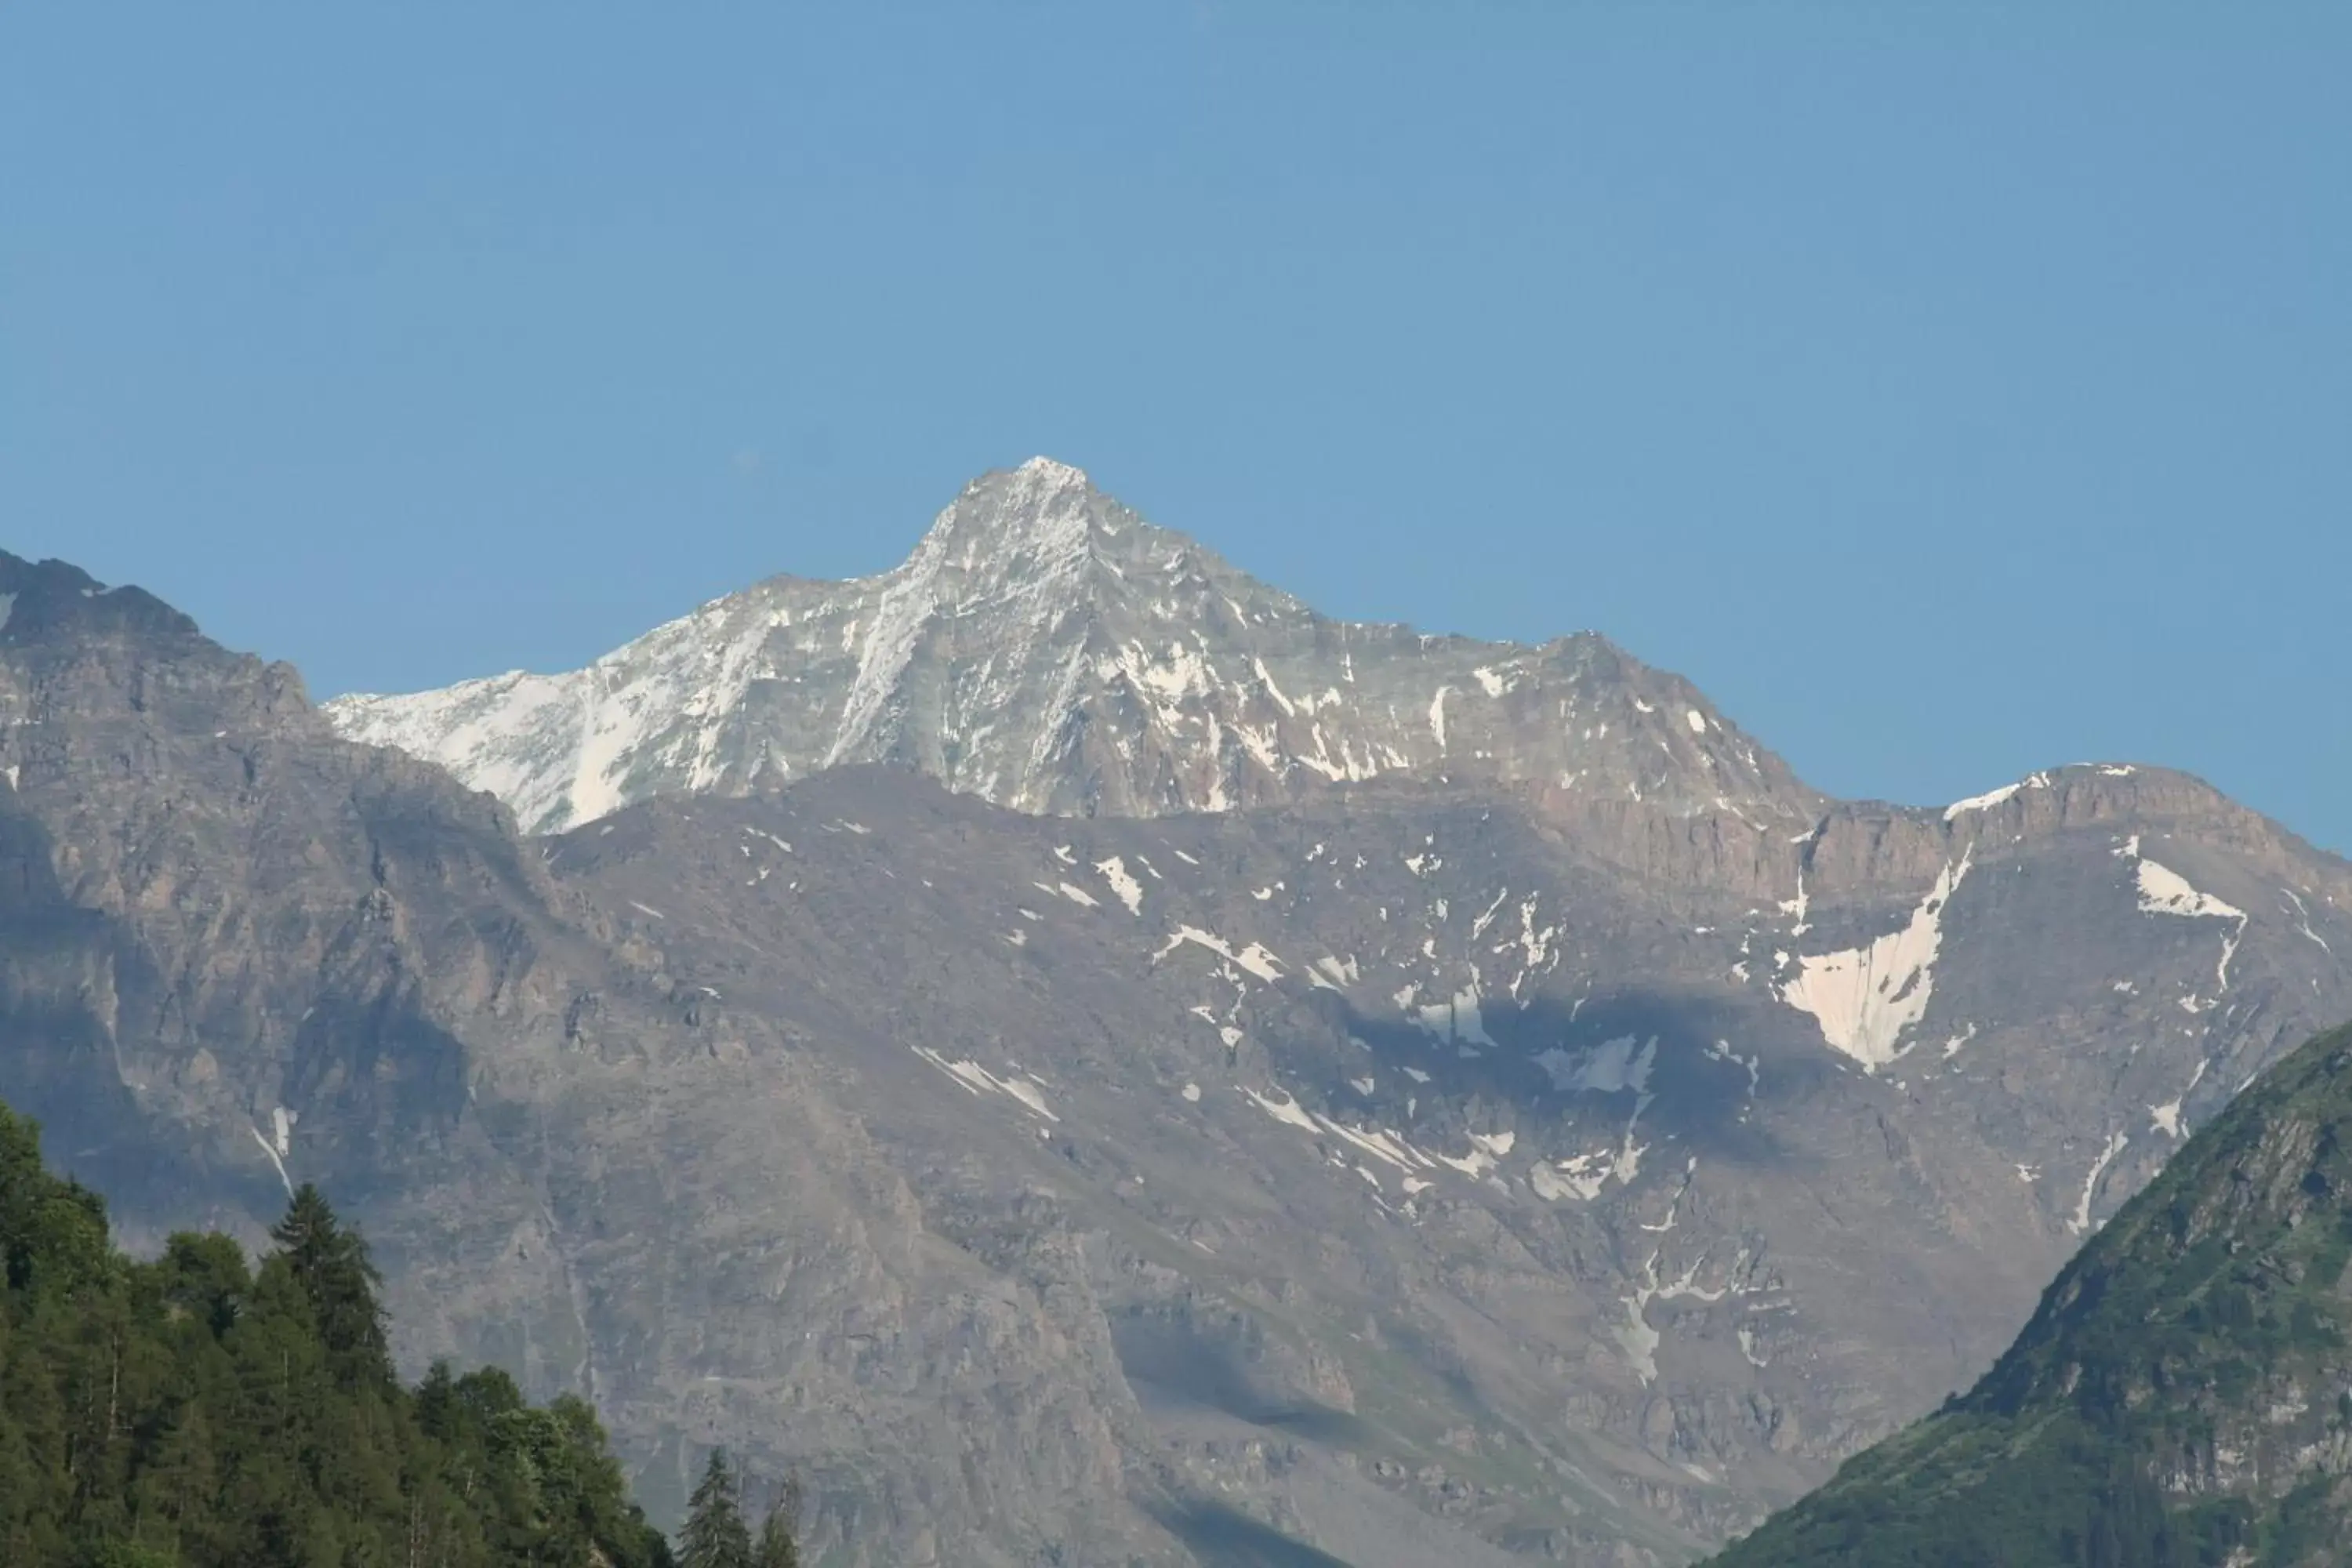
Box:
<box><xmin>0</xmin><ymin>1098</ymin><xmax>680</xmax><ymax>1566</ymax></box>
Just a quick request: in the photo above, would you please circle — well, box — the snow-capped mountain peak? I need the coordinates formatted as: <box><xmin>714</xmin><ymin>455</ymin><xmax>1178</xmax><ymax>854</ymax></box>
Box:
<box><xmin>915</xmin><ymin>456</ymin><xmax>1100</xmax><ymax>572</ymax></box>
<box><xmin>326</xmin><ymin>461</ymin><xmax>1811</xmax><ymax>832</ymax></box>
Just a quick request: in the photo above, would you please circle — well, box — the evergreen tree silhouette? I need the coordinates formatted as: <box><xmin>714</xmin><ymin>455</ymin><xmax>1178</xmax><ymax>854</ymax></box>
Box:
<box><xmin>679</xmin><ymin>1447</ymin><xmax>754</xmax><ymax>1568</ymax></box>
<box><xmin>269</xmin><ymin>1183</ymin><xmax>393</xmax><ymax>1389</ymax></box>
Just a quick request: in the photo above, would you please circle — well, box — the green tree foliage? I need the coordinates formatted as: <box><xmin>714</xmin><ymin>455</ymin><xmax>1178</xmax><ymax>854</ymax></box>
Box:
<box><xmin>269</xmin><ymin>1183</ymin><xmax>394</xmax><ymax>1390</ymax></box>
<box><xmin>753</xmin><ymin>1481</ymin><xmax>800</xmax><ymax>1568</ymax></box>
<box><xmin>1709</xmin><ymin>1022</ymin><xmax>2352</xmax><ymax>1568</ymax></box>
<box><xmin>0</xmin><ymin>1099</ymin><xmax>675</xmax><ymax>1567</ymax></box>
<box><xmin>678</xmin><ymin>1448</ymin><xmax>753</xmax><ymax>1568</ymax></box>
<box><xmin>675</xmin><ymin>1449</ymin><xmax>804</xmax><ymax>1568</ymax></box>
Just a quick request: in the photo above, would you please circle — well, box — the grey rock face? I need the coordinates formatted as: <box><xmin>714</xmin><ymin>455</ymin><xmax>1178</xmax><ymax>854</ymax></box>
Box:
<box><xmin>0</xmin><ymin>550</ymin><xmax>1179</xmax><ymax>1564</ymax></box>
<box><xmin>325</xmin><ymin>459</ymin><xmax>1812</xmax><ymax>833</ymax></box>
<box><xmin>541</xmin><ymin>764</ymin><xmax>2350</xmax><ymax>1563</ymax></box>
<box><xmin>6</xmin><ymin>526</ymin><xmax>2350</xmax><ymax>1566</ymax></box>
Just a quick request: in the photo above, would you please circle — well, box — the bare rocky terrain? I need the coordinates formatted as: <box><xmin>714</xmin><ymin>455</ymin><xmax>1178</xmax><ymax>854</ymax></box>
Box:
<box><xmin>2</xmin><ymin>464</ymin><xmax>2347</xmax><ymax>1564</ymax></box>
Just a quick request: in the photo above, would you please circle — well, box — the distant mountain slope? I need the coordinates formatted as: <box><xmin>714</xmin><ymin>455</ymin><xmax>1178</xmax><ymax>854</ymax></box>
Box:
<box><xmin>1708</xmin><ymin>1017</ymin><xmax>2352</xmax><ymax>1568</ymax></box>
<box><xmin>540</xmin><ymin>763</ymin><xmax>2351</xmax><ymax>1563</ymax></box>
<box><xmin>10</xmin><ymin>540</ymin><xmax>2352</xmax><ymax>1566</ymax></box>
<box><xmin>324</xmin><ymin>458</ymin><xmax>1813</xmax><ymax>832</ymax></box>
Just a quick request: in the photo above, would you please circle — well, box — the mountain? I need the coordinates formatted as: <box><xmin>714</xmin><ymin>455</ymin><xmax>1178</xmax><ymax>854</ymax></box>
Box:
<box><xmin>530</xmin><ymin>762</ymin><xmax>2349</xmax><ymax>1565</ymax></box>
<box><xmin>324</xmin><ymin>457</ymin><xmax>1810</xmax><ymax>833</ymax></box>
<box><xmin>1706</xmin><ymin>1017</ymin><xmax>2352</xmax><ymax>1567</ymax></box>
<box><xmin>6</xmin><ymin>465</ymin><xmax>2352</xmax><ymax>1567</ymax></box>
<box><xmin>0</xmin><ymin>550</ymin><xmax>1189</xmax><ymax>1563</ymax></box>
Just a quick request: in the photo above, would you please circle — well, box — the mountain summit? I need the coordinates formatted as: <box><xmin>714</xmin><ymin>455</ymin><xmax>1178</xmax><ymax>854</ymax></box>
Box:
<box><xmin>325</xmin><ymin>459</ymin><xmax>1813</xmax><ymax>833</ymax></box>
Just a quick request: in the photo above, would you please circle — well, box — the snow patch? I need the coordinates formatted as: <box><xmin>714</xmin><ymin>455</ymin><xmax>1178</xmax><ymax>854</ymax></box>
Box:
<box><xmin>2067</xmin><ymin>1131</ymin><xmax>2129</xmax><ymax>1236</ymax></box>
<box><xmin>1094</xmin><ymin>856</ymin><xmax>1144</xmax><ymax>915</ymax></box>
<box><xmin>1942</xmin><ymin>773</ymin><xmax>2050</xmax><ymax>821</ymax></box>
<box><xmin>1241</xmin><ymin>1086</ymin><xmax>1319</xmax><ymax>1132</ymax></box>
<box><xmin>1433</xmin><ymin>1130</ymin><xmax>1515</xmax><ymax>1178</ymax></box>
<box><xmin>2151</xmin><ymin>1060</ymin><xmax>2208</xmax><ymax>1139</ymax></box>
<box><xmin>2135</xmin><ymin>858</ymin><xmax>2245</xmax><ymax>922</ymax></box>
<box><xmin>1779</xmin><ymin>854</ymin><xmax>1971</xmax><ymax>1071</ymax></box>
<box><xmin>1157</xmin><ymin>926</ymin><xmax>1284</xmax><ymax>982</ymax></box>
<box><xmin>913</xmin><ymin>1047</ymin><xmax>1058</xmax><ymax>1120</ymax></box>
<box><xmin>1312</xmin><ymin>955</ymin><xmax>1360</xmax><ymax>987</ymax></box>
<box><xmin>1617</xmin><ymin>1254</ymin><xmax>1730</xmax><ymax>1385</ymax></box>
<box><xmin>1470</xmin><ymin>887</ymin><xmax>1509</xmax><ymax>940</ymax></box>
<box><xmin>1411</xmin><ymin>981</ymin><xmax>1499</xmax><ymax>1051</ymax></box>
<box><xmin>1704</xmin><ymin>1039</ymin><xmax>1761</xmax><ymax>1094</ymax></box>
<box><xmin>1252</xmin><ymin>656</ymin><xmax>1298</xmax><ymax>716</ymax></box>
<box><xmin>2282</xmin><ymin>889</ymin><xmax>2332</xmax><ymax>954</ymax></box>
<box><xmin>1534</xmin><ymin>1035</ymin><xmax>1657</xmax><ymax>1095</ymax></box>
<box><xmin>2131</xmin><ymin>853</ymin><xmax>2250</xmax><ymax>994</ymax></box>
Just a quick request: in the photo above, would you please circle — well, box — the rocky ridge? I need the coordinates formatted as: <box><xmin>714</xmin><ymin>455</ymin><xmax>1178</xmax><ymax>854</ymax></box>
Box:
<box><xmin>325</xmin><ymin>458</ymin><xmax>1811</xmax><ymax>833</ymax></box>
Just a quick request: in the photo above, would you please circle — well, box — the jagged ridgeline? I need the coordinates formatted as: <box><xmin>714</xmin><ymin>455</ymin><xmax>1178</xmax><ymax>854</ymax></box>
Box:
<box><xmin>1708</xmin><ymin>1018</ymin><xmax>2352</xmax><ymax>1568</ymax></box>
<box><xmin>0</xmin><ymin>1101</ymin><xmax>671</xmax><ymax>1568</ymax></box>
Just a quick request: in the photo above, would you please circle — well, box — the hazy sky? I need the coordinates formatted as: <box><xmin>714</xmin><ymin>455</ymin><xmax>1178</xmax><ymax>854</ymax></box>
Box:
<box><xmin>5</xmin><ymin>5</ymin><xmax>2347</xmax><ymax>850</ymax></box>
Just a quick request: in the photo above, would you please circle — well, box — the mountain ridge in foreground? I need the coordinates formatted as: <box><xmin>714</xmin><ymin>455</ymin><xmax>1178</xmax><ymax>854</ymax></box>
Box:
<box><xmin>1710</xmin><ymin>1017</ymin><xmax>2352</xmax><ymax>1567</ymax></box>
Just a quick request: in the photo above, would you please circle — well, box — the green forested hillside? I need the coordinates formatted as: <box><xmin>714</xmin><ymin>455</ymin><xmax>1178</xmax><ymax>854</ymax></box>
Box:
<box><xmin>1710</xmin><ymin>1020</ymin><xmax>2352</xmax><ymax>1568</ymax></box>
<box><xmin>0</xmin><ymin>1100</ymin><xmax>673</xmax><ymax>1567</ymax></box>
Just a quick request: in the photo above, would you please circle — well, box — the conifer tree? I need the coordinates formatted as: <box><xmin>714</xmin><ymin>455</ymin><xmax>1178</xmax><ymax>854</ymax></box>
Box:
<box><xmin>269</xmin><ymin>1182</ymin><xmax>393</xmax><ymax>1388</ymax></box>
<box><xmin>0</xmin><ymin>1099</ymin><xmax>676</xmax><ymax>1567</ymax></box>
<box><xmin>754</xmin><ymin>1483</ymin><xmax>802</xmax><ymax>1568</ymax></box>
<box><xmin>679</xmin><ymin>1447</ymin><xmax>753</xmax><ymax>1568</ymax></box>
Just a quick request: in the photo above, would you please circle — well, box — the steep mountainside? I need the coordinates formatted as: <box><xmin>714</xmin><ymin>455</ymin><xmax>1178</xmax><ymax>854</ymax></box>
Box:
<box><xmin>325</xmin><ymin>458</ymin><xmax>1813</xmax><ymax>832</ymax></box>
<box><xmin>1708</xmin><ymin>1018</ymin><xmax>2352</xmax><ymax>1567</ymax></box>
<box><xmin>5</xmin><ymin>530</ymin><xmax>2350</xmax><ymax>1566</ymax></box>
<box><xmin>0</xmin><ymin>554</ymin><xmax>1189</xmax><ymax>1564</ymax></box>
<box><xmin>535</xmin><ymin>764</ymin><xmax>2350</xmax><ymax>1563</ymax></box>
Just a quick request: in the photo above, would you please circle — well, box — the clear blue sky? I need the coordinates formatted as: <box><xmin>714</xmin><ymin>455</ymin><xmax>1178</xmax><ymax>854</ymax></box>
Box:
<box><xmin>5</xmin><ymin>5</ymin><xmax>2347</xmax><ymax>851</ymax></box>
